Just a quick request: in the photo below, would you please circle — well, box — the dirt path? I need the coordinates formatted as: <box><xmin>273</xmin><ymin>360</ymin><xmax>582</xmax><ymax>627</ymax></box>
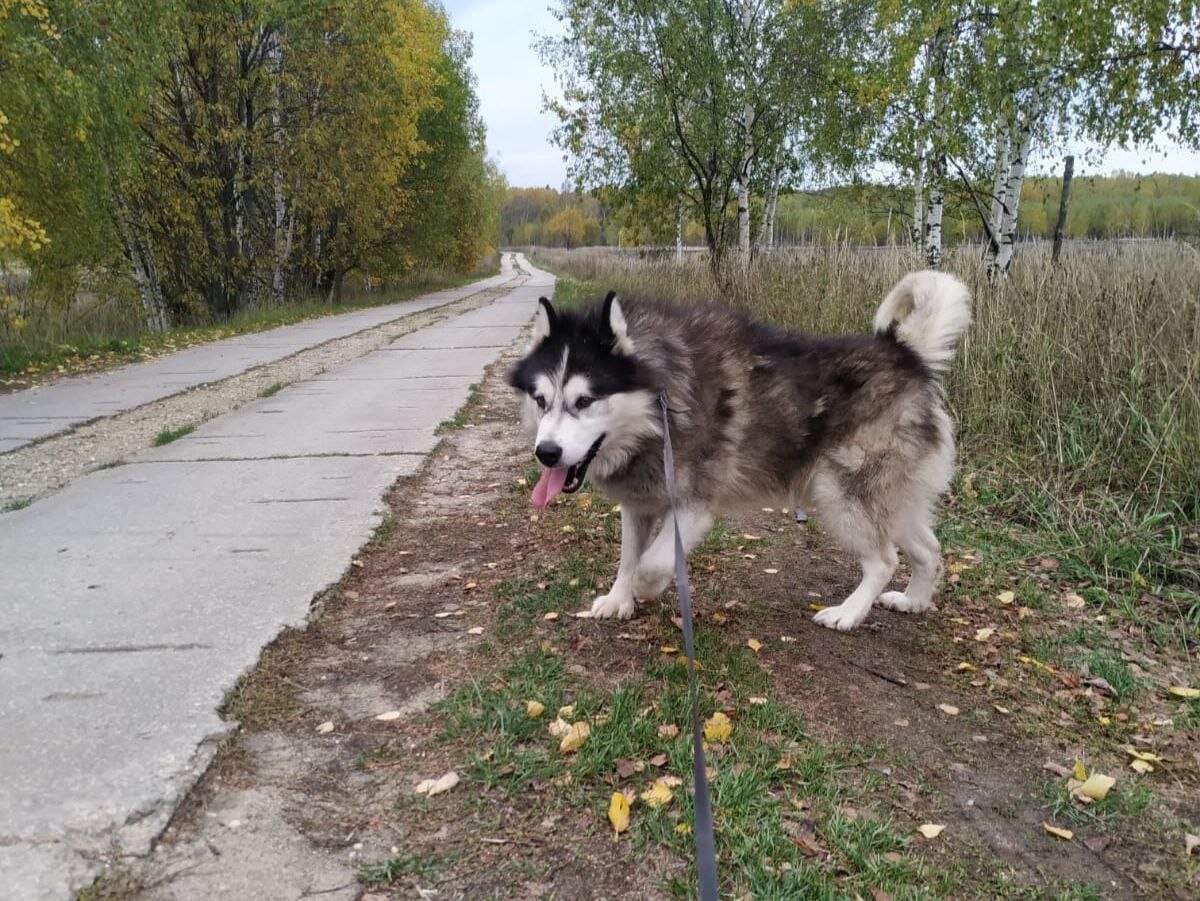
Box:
<box><xmin>90</xmin><ymin>333</ymin><xmax>1199</xmax><ymax>899</ymax></box>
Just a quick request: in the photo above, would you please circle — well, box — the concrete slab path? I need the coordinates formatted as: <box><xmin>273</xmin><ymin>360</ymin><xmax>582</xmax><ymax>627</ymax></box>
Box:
<box><xmin>0</xmin><ymin>254</ymin><xmax>552</xmax><ymax>899</ymax></box>
<box><xmin>0</xmin><ymin>255</ymin><xmax>520</xmax><ymax>454</ymax></box>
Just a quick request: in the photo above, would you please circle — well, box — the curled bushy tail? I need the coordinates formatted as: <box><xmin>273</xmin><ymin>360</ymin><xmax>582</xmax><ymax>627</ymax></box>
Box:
<box><xmin>874</xmin><ymin>271</ymin><xmax>972</xmax><ymax>372</ymax></box>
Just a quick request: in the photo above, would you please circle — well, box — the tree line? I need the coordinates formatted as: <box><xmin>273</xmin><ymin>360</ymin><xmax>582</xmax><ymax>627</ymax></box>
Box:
<box><xmin>539</xmin><ymin>0</ymin><xmax>1199</xmax><ymax>284</ymax></box>
<box><xmin>502</xmin><ymin>175</ymin><xmax>1200</xmax><ymax>250</ymax></box>
<box><xmin>0</xmin><ymin>0</ymin><xmax>504</xmax><ymax>335</ymax></box>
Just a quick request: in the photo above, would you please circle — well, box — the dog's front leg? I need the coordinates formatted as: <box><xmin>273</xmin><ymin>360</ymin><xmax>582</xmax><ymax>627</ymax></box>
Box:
<box><xmin>632</xmin><ymin>507</ymin><xmax>714</xmax><ymax>600</ymax></box>
<box><xmin>591</xmin><ymin>510</ymin><xmax>655</xmax><ymax>619</ymax></box>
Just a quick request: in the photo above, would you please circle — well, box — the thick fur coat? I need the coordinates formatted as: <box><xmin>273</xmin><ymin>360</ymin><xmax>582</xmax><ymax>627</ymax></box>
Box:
<box><xmin>509</xmin><ymin>272</ymin><xmax>972</xmax><ymax>631</ymax></box>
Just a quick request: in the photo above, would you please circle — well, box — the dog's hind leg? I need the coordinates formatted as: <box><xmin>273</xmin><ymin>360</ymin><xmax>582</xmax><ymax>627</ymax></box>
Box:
<box><xmin>878</xmin><ymin>513</ymin><xmax>942</xmax><ymax>614</ymax></box>
<box><xmin>631</xmin><ymin>507</ymin><xmax>714</xmax><ymax>601</ymax></box>
<box><xmin>809</xmin><ymin>473</ymin><xmax>898</xmax><ymax>631</ymax></box>
<box><xmin>592</xmin><ymin>509</ymin><xmax>656</xmax><ymax>619</ymax></box>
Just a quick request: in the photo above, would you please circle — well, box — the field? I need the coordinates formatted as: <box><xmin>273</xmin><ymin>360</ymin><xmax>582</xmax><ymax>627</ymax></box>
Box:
<box><xmin>532</xmin><ymin>242</ymin><xmax>1200</xmax><ymax>611</ymax></box>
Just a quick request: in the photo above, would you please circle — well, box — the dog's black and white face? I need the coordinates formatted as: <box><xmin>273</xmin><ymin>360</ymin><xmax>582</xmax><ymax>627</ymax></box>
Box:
<box><xmin>508</xmin><ymin>292</ymin><xmax>656</xmax><ymax>506</ymax></box>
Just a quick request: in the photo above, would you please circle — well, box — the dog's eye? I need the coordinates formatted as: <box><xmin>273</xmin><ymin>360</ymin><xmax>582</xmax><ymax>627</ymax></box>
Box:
<box><xmin>533</xmin><ymin>394</ymin><xmax>547</xmax><ymax>411</ymax></box>
<box><xmin>575</xmin><ymin>395</ymin><xmax>594</xmax><ymax>411</ymax></box>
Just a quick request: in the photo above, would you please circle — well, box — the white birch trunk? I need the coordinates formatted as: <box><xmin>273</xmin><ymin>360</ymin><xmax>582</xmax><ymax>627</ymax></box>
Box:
<box><xmin>990</xmin><ymin>87</ymin><xmax>1044</xmax><ymax>279</ymax></box>
<box><xmin>925</xmin><ymin>154</ymin><xmax>945</xmax><ymax>269</ymax></box>
<box><xmin>736</xmin><ymin>101</ymin><xmax>754</xmax><ymax>266</ymax></box>
<box><xmin>764</xmin><ymin>172</ymin><xmax>779</xmax><ymax>251</ymax></box>
<box><xmin>674</xmin><ymin>201</ymin><xmax>684</xmax><ymax>261</ymax></box>
<box><xmin>912</xmin><ymin>146</ymin><xmax>925</xmax><ymax>248</ymax></box>
<box><xmin>988</xmin><ymin>124</ymin><xmax>1011</xmax><ymax>252</ymax></box>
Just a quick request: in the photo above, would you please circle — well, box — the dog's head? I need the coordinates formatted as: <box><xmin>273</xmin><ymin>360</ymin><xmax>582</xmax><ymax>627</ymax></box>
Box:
<box><xmin>508</xmin><ymin>291</ymin><xmax>658</xmax><ymax>506</ymax></box>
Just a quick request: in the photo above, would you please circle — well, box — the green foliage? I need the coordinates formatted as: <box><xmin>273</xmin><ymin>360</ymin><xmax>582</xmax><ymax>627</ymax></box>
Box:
<box><xmin>0</xmin><ymin>0</ymin><xmax>502</xmax><ymax>352</ymax></box>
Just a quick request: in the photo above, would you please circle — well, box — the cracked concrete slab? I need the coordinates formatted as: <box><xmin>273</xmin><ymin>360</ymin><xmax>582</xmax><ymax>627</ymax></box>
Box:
<box><xmin>0</xmin><ymin>254</ymin><xmax>553</xmax><ymax>898</ymax></box>
<box><xmin>0</xmin><ymin>257</ymin><xmax>520</xmax><ymax>453</ymax></box>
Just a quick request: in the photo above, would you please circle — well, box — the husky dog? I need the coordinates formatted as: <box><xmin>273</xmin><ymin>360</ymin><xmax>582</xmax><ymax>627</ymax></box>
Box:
<box><xmin>508</xmin><ymin>272</ymin><xmax>971</xmax><ymax>631</ymax></box>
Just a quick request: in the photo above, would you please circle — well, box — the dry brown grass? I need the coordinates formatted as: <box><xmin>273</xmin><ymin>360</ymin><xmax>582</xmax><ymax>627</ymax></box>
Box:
<box><xmin>532</xmin><ymin>241</ymin><xmax>1200</xmax><ymax>591</ymax></box>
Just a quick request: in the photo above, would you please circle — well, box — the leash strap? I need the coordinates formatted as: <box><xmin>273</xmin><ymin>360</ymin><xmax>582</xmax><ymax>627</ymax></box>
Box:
<box><xmin>659</xmin><ymin>393</ymin><xmax>719</xmax><ymax>901</ymax></box>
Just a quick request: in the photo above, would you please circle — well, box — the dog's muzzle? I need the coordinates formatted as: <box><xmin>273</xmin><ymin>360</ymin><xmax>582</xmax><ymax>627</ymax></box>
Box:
<box><xmin>562</xmin><ymin>434</ymin><xmax>605</xmax><ymax>494</ymax></box>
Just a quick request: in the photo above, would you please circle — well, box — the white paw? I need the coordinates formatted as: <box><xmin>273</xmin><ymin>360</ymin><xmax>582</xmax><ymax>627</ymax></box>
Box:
<box><xmin>591</xmin><ymin>592</ymin><xmax>635</xmax><ymax>619</ymax></box>
<box><xmin>813</xmin><ymin>603</ymin><xmax>869</xmax><ymax>632</ymax></box>
<box><xmin>632</xmin><ymin>566</ymin><xmax>671</xmax><ymax>600</ymax></box>
<box><xmin>877</xmin><ymin>591</ymin><xmax>935</xmax><ymax>614</ymax></box>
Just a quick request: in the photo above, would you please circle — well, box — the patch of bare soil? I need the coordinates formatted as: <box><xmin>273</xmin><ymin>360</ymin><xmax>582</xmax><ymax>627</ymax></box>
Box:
<box><xmin>694</xmin><ymin>514</ymin><xmax>1199</xmax><ymax>898</ymax></box>
<box><xmin>106</xmin><ymin>336</ymin><xmax>1197</xmax><ymax>900</ymax></box>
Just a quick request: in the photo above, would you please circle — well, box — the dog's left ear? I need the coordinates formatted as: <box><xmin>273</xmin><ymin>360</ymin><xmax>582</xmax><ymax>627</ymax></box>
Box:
<box><xmin>531</xmin><ymin>296</ymin><xmax>556</xmax><ymax>344</ymax></box>
<box><xmin>600</xmin><ymin>291</ymin><xmax>633</xmax><ymax>355</ymax></box>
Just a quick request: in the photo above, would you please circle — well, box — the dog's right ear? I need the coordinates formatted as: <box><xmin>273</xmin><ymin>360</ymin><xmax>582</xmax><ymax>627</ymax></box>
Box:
<box><xmin>532</xmin><ymin>296</ymin><xmax>556</xmax><ymax>343</ymax></box>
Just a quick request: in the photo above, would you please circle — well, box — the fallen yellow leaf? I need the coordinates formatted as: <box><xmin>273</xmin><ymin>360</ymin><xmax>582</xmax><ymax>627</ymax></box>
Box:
<box><xmin>526</xmin><ymin>700</ymin><xmax>545</xmax><ymax>719</ymax></box>
<box><xmin>1167</xmin><ymin>686</ymin><xmax>1200</xmax><ymax>699</ymax></box>
<box><xmin>608</xmin><ymin>792</ymin><xmax>630</xmax><ymax>838</ymax></box>
<box><xmin>558</xmin><ymin>705</ymin><xmax>575</xmax><ymax>718</ymax></box>
<box><xmin>414</xmin><ymin>771</ymin><xmax>459</xmax><ymax>796</ymax></box>
<box><xmin>1072</xmin><ymin>761</ymin><xmax>1088</xmax><ymax>781</ymax></box>
<box><xmin>748</xmin><ymin>696</ymin><xmax>768</xmax><ymax>706</ymax></box>
<box><xmin>1076</xmin><ymin>773</ymin><xmax>1116</xmax><ymax>802</ymax></box>
<box><xmin>747</xmin><ymin>638</ymin><xmax>763</xmax><ymax>653</ymax></box>
<box><xmin>559</xmin><ymin>721</ymin><xmax>590</xmax><ymax>754</ymax></box>
<box><xmin>660</xmin><ymin>645</ymin><xmax>678</xmax><ymax>654</ymax></box>
<box><xmin>703</xmin><ymin>711</ymin><xmax>733</xmax><ymax>742</ymax></box>
<box><xmin>544</xmin><ymin>611</ymin><xmax>560</xmax><ymax>621</ymax></box>
<box><xmin>1124</xmin><ymin>747</ymin><xmax>1163</xmax><ymax>762</ymax></box>
<box><xmin>974</xmin><ymin>627</ymin><xmax>995</xmax><ymax>642</ymax></box>
<box><xmin>548</xmin><ymin>717</ymin><xmax>571</xmax><ymax>738</ymax></box>
<box><xmin>675</xmin><ymin>822</ymin><xmax>692</xmax><ymax>835</ymax></box>
<box><xmin>917</xmin><ymin>823</ymin><xmax>945</xmax><ymax>839</ymax></box>
<box><xmin>955</xmin><ymin>661</ymin><xmax>977</xmax><ymax>672</ymax></box>
<box><xmin>658</xmin><ymin>723</ymin><xmax>680</xmax><ymax>739</ymax></box>
<box><xmin>1129</xmin><ymin>758</ymin><xmax>1154</xmax><ymax>774</ymax></box>
<box><xmin>996</xmin><ymin>590</ymin><xmax>1015</xmax><ymax>605</ymax></box>
<box><xmin>937</xmin><ymin>704</ymin><xmax>960</xmax><ymax>716</ymax></box>
<box><xmin>641</xmin><ymin>780</ymin><xmax>674</xmax><ymax>808</ymax></box>
<box><xmin>808</xmin><ymin>603</ymin><xmax>826</xmax><ymax>612</ymax></box>
<box><xmin>777</xmin><ymin>756</ymin><xmax>792</xmax><ymax>771</ymax></box>
<box><xmin>710</xmin><ymin>612</ymin><xmax>729</xmax><ymax>625</ymax></box>
<box><xmin>1043</xmin><ymin>822</ymin><xmax>1073</xmax><ymax>841</ymax></box>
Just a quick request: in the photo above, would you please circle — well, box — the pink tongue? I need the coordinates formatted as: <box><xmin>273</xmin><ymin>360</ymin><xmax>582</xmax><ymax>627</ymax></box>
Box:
<box><xmin>532</xmin><ymin>466</ymin><xmax>569</xmax><ymax>508</ymax></box>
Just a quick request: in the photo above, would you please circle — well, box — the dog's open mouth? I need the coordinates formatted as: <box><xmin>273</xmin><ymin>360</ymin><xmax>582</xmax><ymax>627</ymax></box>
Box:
<box><xmin>530</xmin><ymin>435</ymin><xmax>605</xmax><ymax>508</ymax></box>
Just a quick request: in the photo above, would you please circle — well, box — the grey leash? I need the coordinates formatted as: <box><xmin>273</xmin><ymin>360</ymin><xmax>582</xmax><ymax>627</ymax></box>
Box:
<box><xmin>659</xmin><ymin>393</ymin><xmax>719</xmax><ymax>901</ymax></box>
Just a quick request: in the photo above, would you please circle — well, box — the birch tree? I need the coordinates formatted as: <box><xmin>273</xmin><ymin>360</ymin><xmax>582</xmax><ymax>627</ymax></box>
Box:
<box><xmin>541</xmin><ymin>0</ymin><xmax>867</xmax><ymax>285</ymax></box>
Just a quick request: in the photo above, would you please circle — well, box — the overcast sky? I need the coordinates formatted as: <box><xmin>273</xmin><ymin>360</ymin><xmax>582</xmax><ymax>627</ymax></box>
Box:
<box><xmin>442</xmin><ymin>0</ymin><xmax>1200</xmax><ymax>189</ymax></box>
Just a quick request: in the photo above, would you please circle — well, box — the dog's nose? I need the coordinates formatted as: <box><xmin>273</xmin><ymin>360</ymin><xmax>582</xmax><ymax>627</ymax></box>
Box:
<box><xmin>535</xmin><ymin>441</ymin><xmax>562</xmax><ymax>467</ymax></box>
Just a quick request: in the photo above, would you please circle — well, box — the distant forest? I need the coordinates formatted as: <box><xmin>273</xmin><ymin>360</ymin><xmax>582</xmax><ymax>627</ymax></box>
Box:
<box><xmin>502</xmin><ymin>174</ymin><xmax>1200</xmax><ymax>248</ymax></box>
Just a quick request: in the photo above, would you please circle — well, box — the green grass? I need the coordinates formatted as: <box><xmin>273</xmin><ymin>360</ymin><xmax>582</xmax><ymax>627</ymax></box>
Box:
<box><xmin>3</xmin><ymin>496</ymin><xmax>32</xmax><ymax>512</ymax></box>
<box><xmin>1042</xmin><ymin>778</ymin><xmax>1154</xmax><ymax>828</ymax></box>
<box><xmin>437</xmin><ymin>382</ymin><xmax>483</xmax><ymax>432</ymax></box>
<box><xmin>358</xmin><ymin>852</ymin><xmax>447</xmax><ymax>887</ymax></box>
<box><xmin>152</xmin><ymin>424</ymin><xmax>195</xmax><ymax>446</ymax></box>
<box><xmin>259</xmin><ymin>381</ymin><xmax>285</xmax><ymax>398</ymax></box>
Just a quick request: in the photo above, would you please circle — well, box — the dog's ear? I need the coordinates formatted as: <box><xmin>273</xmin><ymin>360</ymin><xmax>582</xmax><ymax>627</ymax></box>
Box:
<box><xmin>600</xmin><ymin>291</ymin><xmax>633</xmax><ymax>355</ymax></box>
<box><xmin>531</xmin><ymin>296</ymin><xmax>556</xmax><ymax>343</ymax></box>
